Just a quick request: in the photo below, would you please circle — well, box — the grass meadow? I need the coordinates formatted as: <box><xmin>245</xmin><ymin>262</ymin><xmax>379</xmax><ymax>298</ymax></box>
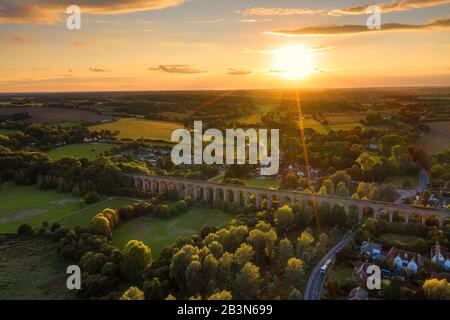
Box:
<box><xmin>46</xmin><ymin>143</ymin><xmax>114</xmax><ymax>160</ymax></box>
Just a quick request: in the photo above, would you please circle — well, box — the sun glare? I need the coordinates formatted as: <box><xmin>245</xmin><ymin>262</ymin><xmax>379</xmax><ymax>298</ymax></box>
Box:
<box><xmin>272</xmin><ymin>45</ymin><xmax>316</xmax><ymax>80</ymax></box>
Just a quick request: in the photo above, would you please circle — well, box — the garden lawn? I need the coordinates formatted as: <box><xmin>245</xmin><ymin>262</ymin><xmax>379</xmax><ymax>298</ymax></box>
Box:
<box><xmin>244</xmin><ymin>177</ymin><xmax>280</xmax><ymax>189</ymax></box>
<box><xmin>46</xmin><ymin>143</ymin><xmax>114</xmax><ymax>160</ymax></box>
<box><xmin>0</xmin><ymin>182</ymin><xmax>136</xmax><ymax>232</ymax></box>
<box><xmin>112</xmin><ymin>206</ymin><xmax>232</xmax><ymax>257</ymax></box>
<box><xmin>0</xmin><ymin>129</ymin><xmax>16</xmax><ymax>136</ymax></box>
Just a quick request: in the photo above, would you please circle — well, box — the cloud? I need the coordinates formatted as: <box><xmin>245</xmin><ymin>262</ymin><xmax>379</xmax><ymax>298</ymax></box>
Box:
<box><xmin>0</xmin><ymin>0</ymin><xmax>189</xmax><ymax>24</ymax></box>
<box><xmin>89</xmin><ymin>67</ymin><xmax>107</xmax><ymax>72</ymax></box>
<box><xmin>149</xmin><ymin>65</ymin><xmax>205</xmax><ymax>74</ymax></box>
<box><xmin>239</xmin><ymin>18</ymin><xmax>272</xmax><ymax>23</ymax></box>
<box><xmin>227</xmin><ymin>68</ymin><xmax>252</xmax><ymax>76</ymax></box>
<box><xmin>236</xmin><ymin>7</ymin><xmax>322</xmax><ymax>17</ymax></box>
<box><xmin>186</xmin><ymin>18</ymin><xmax>224</xmax><ymax>24</ymax></box>
<box><xmin>329</xmin><ymin>0</ymin><xmax>450</xmax><ymax>16</ymax></box>
<box><xmin>269</xmin><ymin>17</ymin><xmax>450</xmax><ymax>36</ymax></box>
<box><xmin>11</xmin><ymin>36</ymin><xmax>25</xmax><ymax>43</ymax></box>
<box><xmin>72</xmin><ymin>42</ymin><xmax>87</xmax><ymax>48</ymax></box>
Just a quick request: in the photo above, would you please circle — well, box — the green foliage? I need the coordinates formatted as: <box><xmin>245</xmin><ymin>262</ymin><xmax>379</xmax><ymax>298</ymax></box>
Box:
<box><xmin>121</xmin><ymin>240</ymin><xmax>153</xmax><ymax>282</ymax></box>
<box><xmin>120</xmin><ymin>287</ymin><xmax>144</xmax><ymax>300</ymax></box>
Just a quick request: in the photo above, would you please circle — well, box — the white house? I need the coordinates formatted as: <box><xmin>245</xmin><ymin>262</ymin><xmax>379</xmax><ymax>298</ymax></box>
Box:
<box><xmin>388</xmin><ymin>248</ymin><xmax>422</xmax><ymax>274</ymax></box>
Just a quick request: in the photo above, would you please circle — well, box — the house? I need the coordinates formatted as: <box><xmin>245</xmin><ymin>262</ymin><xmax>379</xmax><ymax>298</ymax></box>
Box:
<box><xmin>360</xmin><ymin>240</ymin><xmax>382</xmax><ymax>260</ymax></box>
<box><xmin>387</xmin><ymin>248</ymin><xmax>423</xmax><ymax>274</ymax></box>
<box><xmin>431</xmin><ymin>242</ymin><xmax>450</xmax><ymax>271</ymax></box>
<box><xmin>440</xmin><ymin>182</ymin><xmax>450</xmax><ymax>198</ymax></box>
<box><xmin>354</xmin><ymin>262</ymin><xmax>372</xmax><ymax>284</ymax></box>
<box><xmin>347</xmin><ymin>287</ymin><xmax>369</xmax><ymax>300</ymax></box>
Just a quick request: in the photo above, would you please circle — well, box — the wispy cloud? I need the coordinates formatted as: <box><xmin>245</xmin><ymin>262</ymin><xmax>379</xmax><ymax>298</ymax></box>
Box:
<box><xmin>236</xmin><ymin>7</ymin><xmax>322</xmax><ymax>17</ymax></box>
<box><xmin>0</xmin><ymin>0</ymin><xmax>189</xmax><ymax>24</ymax></box>
<box><xmin>149</xmin><ymin>65</ymin><xmax>205</xmax><ymax>74</ymax></box>
<box><xmin>72</xmin><ymin>42</ymin><xmax>88</xmax><ymax>48</ymax></box>
<box><xmin>329</xmin><ymin>0</ymin><xmax>450</xmax><ymax>16</ymax></box>
<box><xmin>89</xmin><ymin>67</ymin><xmax>108</xmax><ymax>72</ymax></box>
<box><xmin>11</xmin><ymin>36</ymin><xmax>25</xmax><ymax>43</ymax></box>
<box><xmin>269</xmin><ymin>17</ymin><xmax>450</xmax><ymax>36</ymax></box>
<box><xmin>227</xmin><ymin>68</ymin><xmax>252</xmax><ymax>76</ymax></box>
<box><xmin>239</xmin><ymin>18</ymin><xmax>272</xmax><ymax>23</ymax></box>
<box><xmin>186</xmin><ymin>18</ymin><xmax>224</xmax><ymax>24</ymax></box>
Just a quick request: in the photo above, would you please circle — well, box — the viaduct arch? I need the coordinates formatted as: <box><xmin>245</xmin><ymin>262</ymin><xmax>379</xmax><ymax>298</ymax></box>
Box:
<box><xmin>131</xmin><ymin>174</ymin><xmax>449</xmax><ymax>227</ymax></box>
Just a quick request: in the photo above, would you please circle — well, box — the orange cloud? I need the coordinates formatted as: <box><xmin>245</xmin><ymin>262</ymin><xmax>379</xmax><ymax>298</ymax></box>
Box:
<box><xmin>0</xmin><ymin>0</ymin><xmax>189</xmax><ymax>24</ymax></box>
<box><xmin>329</xmin><ymin>0</ymin><xmax>450</xmax><ymax>16</ymax></box>
<box><xmin>236</xmin><ymin>7</ymin><xmax>322</xmax><ymax>16</ymax></box>
<box><xmin>227</xmin><ymin>68</ymin><xmax>252</xmax><ymax>76</ymax></box>
<box><xmin>269</xmin><ymin>17</ymin><xmax>450</xmax><ymax>36</ymax></box>
<box><xmin>149</xmin><ymin>65</ymin><xmax>205</xmax><ymax>74</ymax></box>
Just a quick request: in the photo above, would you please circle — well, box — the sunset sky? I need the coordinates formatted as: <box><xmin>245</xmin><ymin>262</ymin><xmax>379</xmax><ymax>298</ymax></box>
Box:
<box><xmin>0</xmin><ymin>0</ymin><xmax>449</xmax><ymax>92</ymax></box>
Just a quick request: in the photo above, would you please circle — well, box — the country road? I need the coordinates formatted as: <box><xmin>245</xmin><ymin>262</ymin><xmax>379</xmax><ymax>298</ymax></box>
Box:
<box><xmin>396</xmin><ymin>169</ymin><xmax>429</xmax><ymax>204</ymax></box>
<box><xmin>304</xmin><ymin>231</ymin><xmax>354</xmax><ymax>300</ymax></box>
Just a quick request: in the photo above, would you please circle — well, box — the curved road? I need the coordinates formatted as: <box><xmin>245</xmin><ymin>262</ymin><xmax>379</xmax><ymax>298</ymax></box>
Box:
<box><xmin>396</xmin><ymin>169</ymin><xmax>429</xmax><ymax>204</ymax></box>
<box><xmin>304</xmin><ymin>231</ymin><xmax>354</xmax><ymax>300</ymax></box>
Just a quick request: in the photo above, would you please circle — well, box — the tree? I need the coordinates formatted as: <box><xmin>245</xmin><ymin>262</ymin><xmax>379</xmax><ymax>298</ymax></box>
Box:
<box><xmin>235</xmin><ymin>262</ymin><xmax>260</xmax><ymax>299</ymax></box>
<box><xmin>175</xmin><ymin>200</ymin><xmax>188</xmax><ymax>212</ymax></box>
<box><xmin>186</xmin><ymin>260</ymin><xmax>203</xmax><ymax>295</ymax></box>
<box><xmin>208</xmin><ymin>290</ymin><xmax>232</xmax><ymax>300</ymax></box>
<box><xmin>281</xmin><ymin>173</ymin><xmax>299</xmax><ymax>189</ymax></box>
<box><xmin>422</xmin><ymin>278</ymin><xmax>450</xmax><ymax>300</ymax></box>
<box><xmin>91</xmin><ymin>214</ymin><xmax>111</xmax><ymax>238</ymax></box>
<box><xmin>380</xmin><ymin>134</ymin><xmax>403</xmax><ymax>155</ymax></box>
<box><xmin>285</xmin><ymin>258</ymin><xmax>304</xmax><ymax>288</ymax></box>
<box><xmin>288</xmin><ymin>288</ymin><xmax>302</xmax><ymax>300</ymax></box>
<box><xmin>274</xmin><ymin>205</ymin><xmax>294</xmax><ymax>234</ymax></box>
<box><xmin>202</xmin><ymin>254</ymin><xmax>218</xmax><ymax>285</ymax></box>
<box><xmin>321</xmin><ymin>179</ymin><xmax>335</xmax><ymax>195</ymax></box>
<box><xmin>121</xmin><ymin>240</ymin><xmax>153</xmax><ymax>282</ymax></box>
<box><xmin>335</xmin><ymin>181</ymin><xmax>350</xmax><ymax>197</ymax></box>
<box><xmin>120</xmin><ymin>287</ymin><xmax>144</xmax><ymax>300</ymax></box>
<box><xmin>17</xmin><ymin>223</ymin><xmax>33</xmax><ymax>236</ymax></box>
<box><xmin>278</xmin><ymin>238</ymin><xmax>294</xmax><ymax>269</ymax></box>
<box><xmin>235</xmin><ymin>243</ymin><xmax>254</xmax><ymax>267</ymax></box>
<box><xmin>143</xmin><ymin>277</ymin><xmax>164</xmax><ymax>300</ymax></box>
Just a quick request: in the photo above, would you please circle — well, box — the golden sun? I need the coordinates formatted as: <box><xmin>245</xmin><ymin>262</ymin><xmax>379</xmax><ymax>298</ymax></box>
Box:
<box><xmin>272</xmin><ymin>45</ymin><xmax>316</xmax><ymax>80</ymax></box>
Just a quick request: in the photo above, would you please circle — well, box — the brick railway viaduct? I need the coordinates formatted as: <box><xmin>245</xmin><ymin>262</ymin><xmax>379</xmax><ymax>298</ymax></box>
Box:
<box><xmin>131</xmin><ymin>174</ymin><xmax>450</xmax><ymax>227</ymax></box>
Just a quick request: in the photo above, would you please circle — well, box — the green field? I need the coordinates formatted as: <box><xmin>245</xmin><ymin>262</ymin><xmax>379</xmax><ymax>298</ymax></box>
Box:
<box><xmin>379</xmin><ymin>233</ymin><xmax>424</xmax><ymax>246</ymax></box>
<box><xmin>0</xmin><ymin>183</ymin><xmax>136</xmax><ymax>232</ymax></box>
<box><xmin>0</xmin><ymin>237</ymin><xmax>76</xmax><ymax>300</ymax></box>
<box><xmin>419</xmin><ymin>121</ymin><xmax>450</xmax><ymax>155</ymax></box>
<box><xmin>46</xmin><ymin>143</ymin><xmax>114</xmax><ymax>160</ymax></box>
<box><xmin>112</xmin><ymin>207</ymin><xmax>232</xmax><ymax>257</ymax></box>
<box><xmin>89</xmin><ymin>118</ymin><xmax>183</xmax><ymax>141</ymax></box>
<box><xmin>384</xmin><ymin>174</ymin><xmax>419</xmax><ymax>189</ymax></box>
<box><xmin>298</xmin><ymin>118</ymin><xmax>364</xmax><ymax>134</ymax></box>
<box><xmin>333</xmin><ymin>265</ymin><xmax>354</xmax><ymax>283</ymax></box>
<box><xmin>0</xmin><ymin>128</ymin><xmax>16</xmax><ymax>136</ymax></box>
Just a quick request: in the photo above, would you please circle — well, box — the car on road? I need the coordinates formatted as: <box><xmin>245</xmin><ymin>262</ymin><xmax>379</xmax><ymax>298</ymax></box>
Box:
<box><xmin>320</xmin><ymin>259</ymin><xmax>332</xmax><ymax>274</ymax></box>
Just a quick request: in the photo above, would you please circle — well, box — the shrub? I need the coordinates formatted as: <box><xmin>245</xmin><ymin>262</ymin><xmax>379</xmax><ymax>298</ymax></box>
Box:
<box><xmin>84</xmin><ymin>191</ymin><xmax>101</xmax><ymax>204</ymax></box>
<box><xmin>17</xmin><ymin>224</ymin><xmax>33</xmax><ymax>236</ymax></box>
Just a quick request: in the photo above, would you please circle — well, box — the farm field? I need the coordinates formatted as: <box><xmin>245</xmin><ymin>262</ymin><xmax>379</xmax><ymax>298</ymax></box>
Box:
<box><xmin>0</xmin><ymin>183</ymin><xmax>136</xmax><ymax>232</ymax></box>
<box><xmin>0</xmin><ymin>128</ymin><xmax>16</xmax><ymax>136</ymax></box>
<box><xmin>89</xmin><ymin>118</ymin><xmax>183</xmax><ymax>141</ymax></box>
<box><xmin>0</xmin><ymin>237</ymin><xmax>76</xmax><ymax>300</ymax></box>
<box><xmin>112</xmin><ymin>206</ymin><xmax>232</xmax><ymax>257</ymax></box>
<box><xmin>0</xmin><ymin>107</ymin><xmax>114</xmax><ymax>123</ymax></box>
<box><xmin>298</xmin><ymin>117</ymin><xmax>364</xmax><ymax>134</ymax></box>
<box><xmin>419</xmin><ymin>121</ymin><xmax>450</xmax><ymax>155</ymax></box>
<box><xmin>46</xmin><ymin>143</ymin><xmax>115</xmax><ymax>160</ymax></box>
